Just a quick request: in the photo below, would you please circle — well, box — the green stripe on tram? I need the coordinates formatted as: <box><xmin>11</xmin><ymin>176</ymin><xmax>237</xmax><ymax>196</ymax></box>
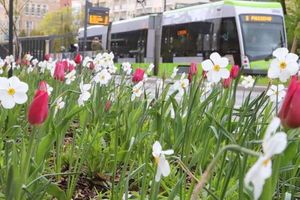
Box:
<box><xmin>249</xmin><ymin>60</ymin><xmax>271</xmax><ymax>70</ymax></box>
<box><xmin>224</xmin><ymin>0</ymin><xmax>282</xmax><ymax>8</ymax></box>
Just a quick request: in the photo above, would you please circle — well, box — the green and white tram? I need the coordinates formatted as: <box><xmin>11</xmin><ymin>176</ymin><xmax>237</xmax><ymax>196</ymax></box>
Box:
<box><xmin>78</xmin><ymin>0</ymin><xmax>286</xmax><ymax>74</ymax></box>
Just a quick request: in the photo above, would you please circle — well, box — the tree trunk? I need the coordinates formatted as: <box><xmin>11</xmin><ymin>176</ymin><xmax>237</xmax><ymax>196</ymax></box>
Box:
<box><xmin>291</xmin><ymin>22</ymin><xmax>300</xmax><ymax>53</ymax></box>
<box><xmin>291</xmin><ymin>35</ymin><xmax>298</xmax><ymax>53</ymax></box>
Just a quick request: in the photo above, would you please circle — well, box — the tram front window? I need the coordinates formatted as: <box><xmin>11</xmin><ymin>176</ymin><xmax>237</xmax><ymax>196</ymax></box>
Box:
<box><xmin>240</xmin><ymin>15</ymin><xmax>285</xmax><ymax>61</ymax></box>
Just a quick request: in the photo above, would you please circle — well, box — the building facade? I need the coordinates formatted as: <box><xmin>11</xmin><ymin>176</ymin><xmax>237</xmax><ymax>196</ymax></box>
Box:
<box><xmin>91</xmin><ymin>0</ymin><xmax>209</xmax><ymax>21</ymax></box>
<box><xmin>0</xmin><ymin>0</ymin><xmax>72</xmax><ymax>41</ymax></box>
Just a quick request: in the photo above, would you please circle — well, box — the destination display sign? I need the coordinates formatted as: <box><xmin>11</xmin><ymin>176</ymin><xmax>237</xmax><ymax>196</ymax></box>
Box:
<box><xmin>240</xmin><ymin>15</ymin><xmax>282</xmax><ymax>23</ymax></box>
<box><xmin>89</xmin><ymin>14</ymin><xmax>109</xmax><ymax>25</ymax></box>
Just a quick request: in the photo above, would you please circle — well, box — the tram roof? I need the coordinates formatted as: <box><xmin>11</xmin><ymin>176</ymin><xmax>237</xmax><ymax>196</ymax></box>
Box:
<box><xmin>164</xmin><ymin>0</ymin><xmax>282</xmax><ymax>14</ymax></box>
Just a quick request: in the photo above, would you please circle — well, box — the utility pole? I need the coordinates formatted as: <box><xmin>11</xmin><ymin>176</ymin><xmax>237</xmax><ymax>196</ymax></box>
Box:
<box><xmin>8</xmin><ymin>0</ymin><xmax>13</xmax><ymax>78</ymax></box>
<box><xmin>83</xmin><ymin>0</ymin><xmax>90</xmax><ymax>58</ymax></box>
<box><xmin>164</xmin><ymin>0</ymin><xmax>166</xmax><ymax>11</ymax></box>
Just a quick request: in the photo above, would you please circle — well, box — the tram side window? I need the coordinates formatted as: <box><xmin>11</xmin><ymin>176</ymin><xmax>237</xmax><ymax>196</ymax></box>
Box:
<box><xmin>111</xmin><ymin>29</ymin><xmax>148</xmax><ymax>59</ymax></box>
<box><xmin>220</xmin><ymin>18</ymin><xmax>239</xmax><ymax>54</ymax></box>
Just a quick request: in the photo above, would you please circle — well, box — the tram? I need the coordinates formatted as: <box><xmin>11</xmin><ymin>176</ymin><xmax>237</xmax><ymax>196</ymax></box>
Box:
<box><xmin>78</xmin><ymin>0</ymin><xmax>286</xmax><ymax>74</ymax></box>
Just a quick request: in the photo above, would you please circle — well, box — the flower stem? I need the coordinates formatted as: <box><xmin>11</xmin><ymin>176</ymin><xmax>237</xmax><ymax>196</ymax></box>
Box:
<box><xmin>191</xmin><ymin>144</ymin><xmax>260</xmax><ymax>200</ymax></box>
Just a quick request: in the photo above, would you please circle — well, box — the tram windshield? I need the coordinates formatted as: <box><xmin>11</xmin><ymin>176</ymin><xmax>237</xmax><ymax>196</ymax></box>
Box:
<box><xmin>240</xmin><ymin>14</ymin><xmax>285</xmax><ymax>61</ymax></box>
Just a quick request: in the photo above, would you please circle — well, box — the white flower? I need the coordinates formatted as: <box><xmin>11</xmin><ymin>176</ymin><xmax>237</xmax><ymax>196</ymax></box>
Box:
<box><xmin>0</xmin><ymin>58</ymin><xmax>5</xmax><ymax>74</ymax></box>
<box><xmin>131</xmin><ymin>81</ymin><xmax>144</xmax><ymax>101</ymax></box>
<box><xmin>25</xmin><ymin>54</ymin><xmax>33</xmax><ymax>62</ymax></box>
<box><xmin>122</xmin><ymin>62</ymin><xmax>132</xmax><ymax>75</ymax></box>
<box><xmin>201</xmin><ymin>52</ymin><xmax>230</xmax><ymax>83</ymax></box>
<box><xmin>107</xmin><ymin>64</ymin><xmax>117</xmax><ymax>74</ymax></box>
<box><xmin>5</xmin><ymin>55</ymin><xmax>14</xmax><ymax>64</ymax></box>
<box><xmin>245</xmin><ymin>117</ymin><xmax>287</xmax><ymax>200</ymax></box>
<box><xmin>46</xmin><ymin>83</ymin><xmax>53</xmax><ymax>96</ymax></box>
<box><xmin>78</xmin><ymin>81</ymin><xmax>91</xmax><ymax>106</ymax></box>
<box><xmin>241</xmin><ymin>75</ymin><xmax>255</xmax><ymax>89</ymax></box>
<box><xmin>147</xmin><ymin>63</ymin><xmax>155</xmax><ymax>74</ymax></box>
<box><xmin>268</xmin><ymin>48</ymin><xmax>299</xmax><ymax>82</ymax></box>
<box><xmin>266</xmin><ymin>84</ymin><xmax>286</xmax><ymax>103</ymax></box>
<box><xmin>27</xmin><ymin>65</ymin><xmax>34</xmax><ymax>74</ymax></box>
<box><xmin>93</xmin><ymin>69</ymin><xmax>112</xmax><ymax>86</ymax></box>
<box><xmin>54</xmin><ymin>97</ymin><xmax>65</xmax><ymax>116</ymax></box>
<box><xmin>171</xmin><ymin>68</ymin><xmax>178</xmax><ymax>79</ymax></box>
<box><xmin>82</xmin><ymin>56</ymin><xmax>93</xmax><ymax>69</ymax></box>
<box><xmin>152</xmin><ymin>141</ymin><xmax>174</xmax><ymax>182</ymax></box>
<box><xmin>173</xmin><ymin>73</ymin><xmax>189</xmax><ymax>95</ymax></box>
<box><xmin>65</xmin><ymin>70</ymin><xmax>76</xmax><ymax>85</ymax></box>
<box><xmin>32</xmin><ymin>58</ymin><xmax>39</xmax><ymax>66</ymax></box>
<box><xmin>0</xmin><ymin>76</ymin><xmax>28</xmax><ymax>109</ymax></box>
<box><xmin>94</xmin><ymin>52</ymin><xmax>115</xmax><ymax>72</ymax></box>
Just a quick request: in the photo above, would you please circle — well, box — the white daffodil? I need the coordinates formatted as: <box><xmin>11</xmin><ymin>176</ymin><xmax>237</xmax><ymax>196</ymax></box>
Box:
<box><xmin>0</xmin><ymin>76</ymin><xmax>28</xmax><ymax>109</ymax></box>
<box><xmin>107</xmin><ymin>64</ymin><xmax>117</xmax><ymax>74</ymax></box>
<box><xmin>0</xmin><ymin>58</ymin><xmax>5</xmax><ymax>74</ymax></box>
<box><xmin>78</xmin><ymin>81</ymin><xmax>91</xmax><ymax>106</ymax></box>
<box><xmin>82</xmin><ymin>56</ymin><xmax>93</xmax><ymax>69</ymax></box>
<box><xmin>171</xmin><ymin>67</ymin><xmax>179</xmax><ymax>79</ymax></box>
<box><xmin>5</xmin><ymin>55</ymin><xmax>14</xmax><ymax>64</ymax></box>
<box><xmin>46</xmin><ymin>83</ymin><xmax>53</xmax><ymax>96</ymax></box>
<box><xmin>54</xmin><ymin>97</ymin><xmax>65</xmax><ymax>116</ymax></box>
<box><xmin>27</xmin><ymin>65</ymin><xmax>34</xmax><ymax>74</ymax></box>
<box><xmin>32</xmin><ymin>58</ymin><xmax>39</xmax><ymax>66</ymax></box>
<box><xmin>173</xmin><ymin>73</ymin><xmax>189</xmax><ymax>96</ymax></box>
<box><xmin>266</xmin><ymin>84</ymin><xmax>286</xmax><ymax>103</ymax></box>
<box><xmin>93</xmin><ymin>69</ymin><xmax>112</xmax><ymax>86</ymax></box>
<box><xmin>122</xmin><ymin>62</ymin><xmax>132</xmax><ymax>75</ymax></box>
<box><xmin>25</xmin><ymin>54</ymin><xmax>33</xmax><ymax>62</ymax></box>
<box><xmin>65</xmin><ymin>70</ymin><xmax>76</xmax><ymax>85</ymax></box>
<box><xmin>241</xmin><ymin>75</ymin><xmax>255</xmax><ymax>89</ymax></box>
<box><xmin>131</xmin><ymin>81</ymin><xmax>144</xmax><ymax>101</ymax></box>
<box><xmin>245</xmin><ymin>117</ymin><xmax>287</xmax><ymax>200</ymax></box>
<box><xmin>38</xmin><ymin>61</ymin><xmax>47</xmax><ymax>73</ymax></box>
<box><xmin>152</xmin><ymin>141</ymin><xmax>174</xmax><ymax>182</ymax></box>
<box><xmin>268</xmin><ymin>48</ymin><xmax>299</xmax><ymax>82</ymax></box>
<box><xmin>147</xmin><ymin>63</ymin><xmax>155</xmax><ymax>74</ymax></box>
<box><xmin>201</xmin><ymin>52</ymin><xmax>230</xmax><ymax>83</ymax></box>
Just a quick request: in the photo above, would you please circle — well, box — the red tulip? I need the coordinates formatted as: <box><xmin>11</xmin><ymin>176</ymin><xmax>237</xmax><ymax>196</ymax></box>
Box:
<box><xmin>278</xmin><ymin>78</ymin><xmax>300</xmax><ymax>128</ymax></box>
<box><xmin>230</xmin><ymin>65</ymin><xmax>239</xmax><ymax>79</ymax></box>
<box><xmin>54</xmin><ymin>61</ymin><xmax>65</xmax><ymax>81</ymax></box>
<box><xmin>222</xmin><ymin>77</ymin><xmax>232</xmax><ymax>88</ymax></box>
<box><xmin>44</xmin><ymin>54</ymin><xmax>51</xmax><ymax>61</ymax></box>
<box><xmin>74</xmin><ymin>53</ymin><xmax>82</xmax><ymax>64</ymax></box>
<box><xmin>28</xmin><ymin>81</ymin><xmax>49</xmax><ymax>125</ymax></box>
<box><xmin>132</xmin><ymin>68</ymin><xmax>145</xmax><ymax>83</ymax></box>
<box><xmin>63</xmin><ymin>60</ymin><xmax>75</xmax><ymax>72</ymax></box>
<box><xmin>188</xmin><ymin>62</ymin><xmax>198</xmax><ymax>82</ymax></box>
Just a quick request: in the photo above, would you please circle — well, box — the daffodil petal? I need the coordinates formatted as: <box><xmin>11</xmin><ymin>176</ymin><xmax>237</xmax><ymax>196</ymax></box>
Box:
<box><xmin>209</xmin><ymin>52</ymin><xmax>221</xmax><ymax>64</ymax></box>
<box><xmin>201</xmin><ymin>60</ymin><xmax>213</xmax><ymax>71</ymax></box>
<box><xmin>1</xmin><ymin>94</ymin><xmax>15</xmax><ymax>109</ymax></box>
<box><xmin>263</xmin><ymin>132</ymin><xmax>287</xmax><ymax>157</ymax></box>
<box><xmin>152</xmin><ymin>141</ymin><xmax>162</xmax><ymax>157</ymax></box>
<box><xmin>0</xmin><ymin>77</ymin><xmax>9</xmax><ymax>90</ymax></box>
<box><xmin>158</xmin><ymin>156</ymin><xmax>171</xmax><ymax>177</ymax></box>
<box><xmin>285</xmin><ymin>53</ymin><xmax>299</xmax><ymax>63</ymax></box>
<box><xmin>14</xmin><ymin>92</ymin><xmax>28</xmax><ymax>104</ymax></box>
<box><xmin>272</xmin><ymin>48</ymin><xmax>288</xmax><ymax>60</ymax></box>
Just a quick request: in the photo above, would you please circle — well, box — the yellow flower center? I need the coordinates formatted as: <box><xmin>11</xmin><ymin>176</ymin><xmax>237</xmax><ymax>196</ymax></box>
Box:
<box><xmin>279</xmin><ymin>61</ymin><xmax>287</xmax><ymax>70</ymax></box>
<box><xmin>7</xmin><ymin>88</ymin><xmax>16</xmax><ymax>96</ymax></box>
<box><xmin>263</xmin><ymin>159</ymin><xmax>270</xmax><ymax>167</ymax></box>
<box><xmin>213</xmin><ymin>65</ymin><xmax>220</xmax><ymax>72</ymax></box>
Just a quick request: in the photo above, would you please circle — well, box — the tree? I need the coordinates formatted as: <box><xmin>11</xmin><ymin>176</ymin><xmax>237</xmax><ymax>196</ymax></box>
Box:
<box><xmin>32</xmin><ymin>7</ymin><xmax>79</xmax><ymax>52</ymax></box>
<box><xmin>285</xmin><ymin>0</ymin><xmax>300</xmax><ymax>53</ymax></box>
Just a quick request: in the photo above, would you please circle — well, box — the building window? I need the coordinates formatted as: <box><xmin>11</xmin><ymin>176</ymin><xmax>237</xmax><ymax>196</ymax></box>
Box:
<box><xmin>31</xmin><ymin>4</ymin><xmax>35</xmax><ymax>16</ymax></box>
<box><xmin>25</xmin><ymin>3</ymin><xmax>29</xmax><ymax>15</ymax></box>
<box><xmin>42</xmin><ymin>5</ymin><xmax>47</xmax><ymax>15</ymax></box>
<box><xmin>36</xmin><ymin>4</ymin><xmax>41</xmax><ymax>16</ymax></box>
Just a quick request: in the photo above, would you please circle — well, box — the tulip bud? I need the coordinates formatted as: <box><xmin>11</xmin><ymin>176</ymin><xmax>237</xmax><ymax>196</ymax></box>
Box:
<box><xmin>188</xmin><ymin>62</ymin><xmax>198</xmax><ymax>82</ymax></box>
<box><xmin>278</xmin><ymin>78</ymin><xmax>300</xmax><ymax>128</ymax></box>
<box><xmin>132</xmin><ymin>68</ymin><xmax>145</xmax><ymax>83</ymax></box>
<box><xmin>230</xmin><ymin>65</ymin><xmax>239</xmax><ymax>79</ymax></box>
<box><xmin>54</xmin><ymin>61</ymin><xmax>65</xmax><ymax>81</ymax></box>
<box><xmin>222</xmin><ymin>77</ymin><xmax>232</xmax><ymax>88</ymax></box>
<box><xmin>28</xmin><ymin>81</ymin><xmax>49</xmax><ymax>125</ymax></box>
<box><xmin>74</xmin><ymin>53</ymin><xmax>82</xmax><ymax>64</ymax></box>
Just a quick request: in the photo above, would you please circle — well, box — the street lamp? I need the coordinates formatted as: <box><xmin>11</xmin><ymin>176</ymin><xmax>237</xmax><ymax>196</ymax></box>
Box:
<box><xmin>8</xmin><ymin>0</ymin><xmax>13</xmax><ymax>77</ymax></box>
